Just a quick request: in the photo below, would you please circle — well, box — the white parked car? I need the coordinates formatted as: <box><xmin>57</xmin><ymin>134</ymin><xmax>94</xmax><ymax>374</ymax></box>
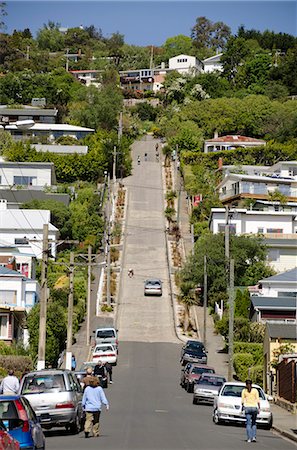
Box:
<box><xmin>213</xmin><ymin>381</ymin><xmax>273</xmax><ymax>429</ymax></box>
<box><xmin>92</xmin><ymin>343</ymin><xmax>117</xmax><ymax>365</ymax></box>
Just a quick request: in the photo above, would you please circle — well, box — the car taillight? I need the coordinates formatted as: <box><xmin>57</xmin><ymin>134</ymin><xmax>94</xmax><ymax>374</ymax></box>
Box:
<box><xmin>55</xmin><ymin>402</ymin><xmax>75</xmax><ymax>409</ymax></box>
<box><xmin>15</xmin><ymin>400</ymin><xmax>29</xmax><ymax>432</ymax></box>
<box><xmin>116</xmin><ymin>340</ymin><xmax>118</xmax><ymax>345</ymax></box>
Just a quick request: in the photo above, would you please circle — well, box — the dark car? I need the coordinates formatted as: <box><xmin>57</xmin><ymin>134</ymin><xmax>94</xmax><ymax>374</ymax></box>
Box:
<box><xmin>181</xmin><ymin>346</ymin><xmax>208</xmax><ymax>366</ymax></box>
<box><xmin>0</xmin><ymin>395</ymin><xmax>45</xmax><ymax>449</ymax></box>
<box><xmin>180</xmin><ymin>340</ymin><xmax>205</xmax><ymax>360</ymax></box>
<box><xmin>182</xmin><ymin>365</ymin><xmax>215</xmax><ymax>393</ymax></box>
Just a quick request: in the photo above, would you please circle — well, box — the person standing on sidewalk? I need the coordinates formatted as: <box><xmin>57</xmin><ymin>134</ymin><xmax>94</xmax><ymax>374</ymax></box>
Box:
<box><xmin>241</xmin><ymin>379</ymin><xmax>260</xmax><ymax>443</ymax></box>
<box><xmin>82</xmin><ymin>377</ymin><xmax>109</xmax><ymax>438</ymax></box>
<box><xmin>0</xmin><ymin>370</ymin><xmax>19</xmax><ymax>395</ymax></box>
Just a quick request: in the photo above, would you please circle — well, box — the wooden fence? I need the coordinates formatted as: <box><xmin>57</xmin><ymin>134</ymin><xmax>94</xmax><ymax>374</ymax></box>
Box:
<box><xmin>277</xmin><ymin>359</ymin><xmax>296</xmax><ymax>403</ymax></box>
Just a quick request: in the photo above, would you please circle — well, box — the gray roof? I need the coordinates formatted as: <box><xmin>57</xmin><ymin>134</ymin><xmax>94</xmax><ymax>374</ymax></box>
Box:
<box><xmin>0</xmin><ymin>108</ymin><xmax>58</xmax><ymax>117</ymax></box>
<box><xmin>0</xmin><ymin>266</ymin><xmax>25</xmax><ymax>277</ymax></box>
<box><xmin>266</xmin><ymin>323</ymin><xmax>297</xmax><ymax>340</ymax></box>
<box><xmin>251</xmin><ymin>296</ymin><xmax>296</xmax><ymax>309</ymax></box>
<box><xmin>0</xmin><ymin>190</ymin><xmax>70</xmax><ymax>207</ymax></box>
<box><xmin>260</xmin><ymin>268</ymin><xmax>297</xmax><ymax>284</ymax></box>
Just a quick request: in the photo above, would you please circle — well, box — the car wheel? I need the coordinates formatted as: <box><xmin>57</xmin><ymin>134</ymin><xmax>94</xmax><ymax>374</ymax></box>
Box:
<box><xmin>193</xmin><ymin>397</ymin><xmax>197</xmax><ymax>405</ymax></box>
<box><xmin>70</xmin><ymin>414</ymin><xmax>81</xmax><ymax>434</ymax></box>
<box><xmin>263</xmin><ymin>418</ymin><xmax>273</xmax><ymax>430</ymax></box>
<box><xmin>213</xmin><ymin>409</ymin><xmax>223</xmax><ymax>425</ymax></box>
<box><xmin>186</xmin><ymin>383</ymin><xmax>192</xmax><ymax>393</ymax></box>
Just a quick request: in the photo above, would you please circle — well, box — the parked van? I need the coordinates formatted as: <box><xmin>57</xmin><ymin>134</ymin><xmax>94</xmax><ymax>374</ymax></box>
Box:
<box><xmin>95</xmin><ymin>327</ymin><xmax>118</xmax><ymax>348</ymax></box>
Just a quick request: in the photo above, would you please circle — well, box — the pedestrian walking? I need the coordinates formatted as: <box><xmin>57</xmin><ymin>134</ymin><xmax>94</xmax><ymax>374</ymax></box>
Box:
<box><xmin>81</xmin><ymin>367</ymin><xmax>93</xmax><ymax>390</ymax></box>
<box><xmin>71</xmin><ymin>354</ymin><xmax>76</xmax><ymax>371</ymax></box>
<box><xmin>128</xmin><ymin>268</ymin><xmax>134</xmax><ymax>278</ymax></box>
<box><xmin>94</xmin><ymin>360</ymin><xmax>108</xmax><ymax>388</ymax></box>
<box><xmin>105</xmin><ymin>362</ymin><xmax>113</xmax><ymax>384</ymax></box>
<box><xmin>0</xmin><ymin>370</ymin><xmax>20</xmax><ymax>395</ymax></box>
<box><xmin>155</xmin><ymin>143</ymin><xmax>159</xmax><ymax>152</ymax></box>
<box><xmin>144</xmin><ymin>152</ymin><xmax>148</xmax><ymax>161</ymax></box>
<box><xmin>82</xmin><ymin>376</ymin><xmax>109</xmax><ymax>438</ymax></box>
<box><xmin>241</xmin><ymin>379</ymin><xmax>260</xmax><ymax>443</ymax></box>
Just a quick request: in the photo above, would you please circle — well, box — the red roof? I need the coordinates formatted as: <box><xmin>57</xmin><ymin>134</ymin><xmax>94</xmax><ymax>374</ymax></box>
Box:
<box><xmin>69</xmin><ymin>70</ymin><xmax>100</xmax><ymax>74</ymax></box>
<box><xmin>206</xmin><ymin>135</ymin><xmax>265</xmax><ymax>143</ymax></box>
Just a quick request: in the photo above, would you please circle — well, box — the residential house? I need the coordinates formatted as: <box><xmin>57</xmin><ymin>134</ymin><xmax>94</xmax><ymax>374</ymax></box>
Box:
<box><xmin>217</xmin><ymin>161</ymin><xmax>297</xmax><ymax>206</ymax></box>
<box><xmin>32</xmin><ymin>144</ymin><xmax>88</xmax><ymax>155</ymax></box>
<box><xmin>259</xmin><ymin>268</ymin><xmax>297</xmax><ymax>298</ymax></box>
<box><xmin>0</xmin><ymin>189</ymin><xmax>70</xmax><ymax>209</ymax></box>
<box><xmin>168</xmin><ymin>54</ymin><xmax>203</xmax><ymax>75</ymax></box>
<box><xmin>0</xmin><ymin>161</ymin><xmax>56</xmax><ymax>188</ymax></box>
<box><xmin>0</xmin><ymin>200</ymin><xmax>59</xmax><ymax>259</ymax></box>
<box><xmin>209</xmin><ymin>208</ymin><xmax>297</xmax><ymax>272</ymax></box>
<box><xmin>69</xmin><ymin>70</ymin><xmax>101</xmax><ymax>87</ymax></box>
<box><xmin>4</xmin><ymin>123</ymin><xmax>94</xmax><ymax>142</ymax></box>
<box><xmin>263</xmin><ymin>323</ymin><xmax>297</xmax><ymax>394</ymax></box>
<box><xmin>119</xmin><ymin>69</ymin><xmax>155</xmax><ymax>92</ymax></box>
<box><xmin>250</xmin><ymin>296</ymin><xmax>296</xmax><ymax>324</ymax></box>
<box><xmin>0</xmin><ymin>106</ymin><xmax>58</xmax><ymax>124</ymax></box>
<box><xmin>204</xmin><ymin>134</ymin><xmax>266</xmax><ymax>153</ymax></box>
<box><xmin>0</xmin><ymin>247</ymin><xmax>36</xmax><ymax>279</ymax></box>
<box><xmin>0</xmin><ymin>266</ymin><xmax>40</xmax><ymax>345</ymax></box>
<box><xmin>202</xmin><ymin>53</ymin><xmax>223</xmax><ymax>73</ymax></box>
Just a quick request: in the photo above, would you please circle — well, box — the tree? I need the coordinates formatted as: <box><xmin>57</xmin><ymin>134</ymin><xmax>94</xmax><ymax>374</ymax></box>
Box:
<box><xmin>162</xmin><ymin>35</ymin><xmax>195</xmax><ymax>60</ymax></box>
<box><xmin>36</xmin><ymin>21</ymin><xmax>65</xmax><ymax>51</ymax></box>
<box><xmin>221</xmin><ymin>36</ymin><xmax>251</xmax><ymax>83</ymax></box>
<box><xmin>191</xmin><ymin>16</ymin><xmax>231</xmax><ymax>55</ymax></box>
<box><xmin>0</xmin><ymin>130</ymin><xmax>14</xmax><ymax>155</ymax></box>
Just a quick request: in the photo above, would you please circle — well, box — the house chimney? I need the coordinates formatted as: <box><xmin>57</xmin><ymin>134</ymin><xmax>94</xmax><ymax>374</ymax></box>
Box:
<box><xmin>161</xmin><ymin>62</ymin><xmax>165</xmax><ymax>69</ymax></box>
<box><xmin>214</xmin><ymin>130</ymin><xmax>219</xmax><ymax>139</ymax></box>
<box><xmin>218</xmin><ymin>157</ymin><xmax>223</xmax><ymax>170</ymax></box>
<box><xmin>0</xmin><ymin>199</ymin><xmax>7</xmax><ymax>210</ymax></box>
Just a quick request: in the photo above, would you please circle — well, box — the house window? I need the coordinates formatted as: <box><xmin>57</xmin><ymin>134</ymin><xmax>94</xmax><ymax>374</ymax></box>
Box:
<box><xmin>266</xmin><ymin>228</ymin><xmax>283</xmax><ymax>234</ymax></box>
<box><xmin>258</xmin><ymin>228</ymin><xmax>264</xmax><ymax>234</ymax></box>
<box><xmin>218</xmin><ymin>224</ymin><xmax>236</xmax><ymax>234</ymax></box>
<box><xmin>0</xmin><ymin>291</ymin><xmax>17</xmax><ymax>305</ymax></box>
<box><xmin>278</xmin><ymin>291</ymin><xmax>297</xmax><ymax>298</ymax></box>
<box><xmin>13</xmin><ymin>176</ymin><xmax>37</xmax><ymax>186</ymax></box>
<box><xmin>177</xmin><ymin>58</ymin><xmax>188</xmax><ymax>63</ymax></box>
<box><xmin>232</xmin><ymin>182</ymin><xmax>240</xmax><ymax>195</ymax></box>
<box><xmin>267</xmin><ymin>249</ymin><xmax>280</xmax><ymax>261</ymax></box>
<box><xmin>15</xmin><ymin>238</ymin><xmax>29</xmax><ymax>245</ymax></box>
<box><xmin>0</xmin><ymin>314</ymin><xmax>8</xmax><ymax>338</ymax></box>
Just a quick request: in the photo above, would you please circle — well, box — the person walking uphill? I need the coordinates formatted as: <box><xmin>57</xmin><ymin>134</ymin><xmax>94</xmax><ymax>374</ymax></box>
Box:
<box><xmin>82</xmin><ymin>377</ymin><xmax>109</xmax><ymax>438</ymax></box>
<box><xmin>241</xmin><ymin>379</ymin><xmax>260</xmax><ymax>443</ymax></box>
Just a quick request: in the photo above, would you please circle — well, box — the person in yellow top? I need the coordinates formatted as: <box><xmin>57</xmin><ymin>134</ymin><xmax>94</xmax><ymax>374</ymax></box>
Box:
<box><xmin>241</xmin><ymin>379</ymin><xmax>261</xmax><ymax>443</ymax></box>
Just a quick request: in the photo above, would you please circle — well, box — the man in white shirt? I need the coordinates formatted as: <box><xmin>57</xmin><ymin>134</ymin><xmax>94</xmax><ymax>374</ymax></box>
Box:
<box><xmin>0</xmin><ymin>370</ymin><xmax>20</xmax><ymax>395</ymax></box>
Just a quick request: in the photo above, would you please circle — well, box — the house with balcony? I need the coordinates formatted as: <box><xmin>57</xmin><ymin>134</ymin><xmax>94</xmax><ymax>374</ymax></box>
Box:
<box><xmin>0</xmin><ymin>266</ymin><xmax>40</xmax><ymax>345</ymax></box>
<box><xmin>69</xmin><ymin>70</ymin><xmax>101</xmax><ymax>87</ymax></box>
<box><xmin>0</xmin><ymin>200</ymin><xmax>59</xmax><ymax>259</ymax></box>
<box><xmin>209</xmin><ymin>207</ymin><xmax>297</xmax><ymax>272</ymax></box>
<box><xmin>250</xmin><ymin>297</ymin><xmax>296</xmax><ymax>324</ymax></box>
<box><xmin>204</xmin><ymin>134</ymin><xmax>266</xmax><ymax>153</ymax></box>
<box><xmin>217</xmin><ymin>161</ymin><xmax>297</xmax><ymax>206</ymax></box>
<box><xmin>119</xmin><ymin>68</ymin><xmax>156</xmax><ymax>92</ymax></box>
<box><xmin>0</xmin><ymin>106</ymin><xmax>58</xmax><ymax>124</ymax></box>
<box><xmin>4</xmin><ymin>123</ymin><xmax>94</xmax><ymax>142</ymax></box>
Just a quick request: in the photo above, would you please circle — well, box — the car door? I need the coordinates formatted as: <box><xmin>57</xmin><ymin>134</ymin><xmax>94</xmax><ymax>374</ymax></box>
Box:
<box><xmin>21</xmin><ymin>397</ymin><xmax>44</xmax><ymax>449</ymax></box>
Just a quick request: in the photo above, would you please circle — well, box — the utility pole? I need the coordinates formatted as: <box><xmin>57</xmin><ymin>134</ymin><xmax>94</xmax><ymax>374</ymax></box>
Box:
<box><xmin>228</xmin><ymin>258</ymin><xmax>235</xmax><ymax>381</ymax></box>
<box><xmin>86</xmin><ymin>244</ymin><xmax>92</xmax><ymax>346</ymax></box>
<box><xmin>225</xmin><ymin>206</ymin><xmax>230</xmax><ymax>266</ymax></box>
<box><xmin>37</xmin><ymin>224</ymin><xmax>49</xmax><ymax>371</ymax></box>
<box><xmin>203</xmin><ymin>255</ymin><xmax>207</xmax><ymax>346</ymax></box>
<box><xmin>65</xmin><ymin>48</ymin><xmax>69</xmax><ymax>72</ymax></box>
<box><xmin>106</xmin><ymin>175</ymin><xmax>111</xmax><ymax>306</ymax></box>
<box><xmin>113</xmin><ymin>145</ymin><xmax>117</xmax><ymax>205</ymax></box>
<box><xmin>66</xmin><ymin>252</ymin><xmax>74</xmax><ymax>371</ymax></box>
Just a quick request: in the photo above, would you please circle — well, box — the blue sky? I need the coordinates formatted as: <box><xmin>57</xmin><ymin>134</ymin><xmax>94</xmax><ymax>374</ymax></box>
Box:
<box><xmin>5</xmin><ymin>1</ymin><xmax>297</xmax><ymax>46</ymax></box>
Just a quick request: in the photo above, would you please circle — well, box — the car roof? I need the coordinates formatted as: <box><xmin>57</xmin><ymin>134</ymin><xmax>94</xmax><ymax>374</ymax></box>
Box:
<box><xmin>145</xmin><ymin>278</ymin><xmax>162</xmax><ymax>283</ymax></box>
<box><xmin>186</xmin><ymin>340</ymin><xmax>204</xmax><ymax>345</ymax></box>
<box><xmin>222</xmin><ymin>381</ymin><xmax>261</xmax><ymax>388</ymax></box>
<box><xmin>22</xmin><ymin>370</ymin><xmax>70</xmax><ymax>376</ymax></box>
<box><xmin>190</xmin><ymin>364</ymin><xmax>214</xmax><ymax>369</ymax></box>
<box><xmin>94</xmin><ymin>343</ymin><xmax>115</xmax><ymax>347</ymax></box>
<box><xmin>96</xmin><ymin>327</ymin><xmax>116</xmax><ymax>331</ymax></box>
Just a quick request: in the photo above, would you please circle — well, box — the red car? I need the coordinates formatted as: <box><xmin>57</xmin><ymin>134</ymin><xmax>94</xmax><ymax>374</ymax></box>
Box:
<box><xmin>182</xmin><ymin>364</ymin><xmax>215</xmax><ymax>393</ymax></box>
<box><xmin>0</xmin><ymin>428</ymin><xmax>20</xmax><ymax>450</ymax></box>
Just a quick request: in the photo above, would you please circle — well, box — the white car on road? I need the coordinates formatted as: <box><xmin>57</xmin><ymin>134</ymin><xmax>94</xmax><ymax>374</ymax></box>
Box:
<box><xmin>92</xmin><ymin>343</ymin><xmax>117</xmax><ymax>365</ymax></box>
<box><xmin>213</xmin><ymin>381</ymin><xmax>273</xmax><ymax>429</ymax></box>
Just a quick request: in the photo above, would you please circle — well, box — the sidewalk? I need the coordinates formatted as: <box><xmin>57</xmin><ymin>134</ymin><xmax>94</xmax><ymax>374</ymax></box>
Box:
<box><xmin>177</xmin><ymin>173</ymin><xmax>297</xmax><ymax>444</ymax></box>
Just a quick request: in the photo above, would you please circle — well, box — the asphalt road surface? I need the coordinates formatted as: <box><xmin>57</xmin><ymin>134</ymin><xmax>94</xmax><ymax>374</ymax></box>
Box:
<box><xmin>46</xmin><ymin>138</ymin><xmax>296</xmax><ymax>450</ymax></box>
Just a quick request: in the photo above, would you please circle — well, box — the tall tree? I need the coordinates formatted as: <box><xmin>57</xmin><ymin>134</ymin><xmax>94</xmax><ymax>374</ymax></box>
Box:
<box><xmin>191</xmin><ymin>16</ymin><xmax>231</xmax><ymax>54</ymax></box>
<box><xmin>162</xmin><ymin>35</ymin><xmax>195</xmax><ymax>60</ymax></box>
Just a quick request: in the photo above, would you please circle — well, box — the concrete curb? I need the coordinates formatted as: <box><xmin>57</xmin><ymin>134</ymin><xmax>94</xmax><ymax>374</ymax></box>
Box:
<box><xmin>272</xmin><ymin>425</ymin><xmax>297</xmax><ymax>444</ymax></box>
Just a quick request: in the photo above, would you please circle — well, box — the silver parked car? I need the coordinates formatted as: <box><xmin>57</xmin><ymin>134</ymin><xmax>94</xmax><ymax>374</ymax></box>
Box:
<box><xmin>19</xmin><ymin>369</ymin><xmax>83</xmax><ymax>433</ymax></box>
<box><xmin>193</xmin><ymin>373</ymin><xmax>226</xmax><ymax>404</ymax></box>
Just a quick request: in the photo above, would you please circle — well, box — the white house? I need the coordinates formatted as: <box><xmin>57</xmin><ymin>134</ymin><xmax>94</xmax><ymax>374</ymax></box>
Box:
<box><xmin>69</xmin><ymin>70</ymin><xmax>101</xmax><ymax>87</ymax></box>
<box><xmin>204</xmin><ymin>134</ymin><xmax>266</xmax><ymax>153</ymax></box>
<box><xmin>209</xmin><ymin>207</ymin><xmax>297</xmax><ymax>272</ymax></box>
<box><xmin>259</xmin><ymin>268</ymin><xmax>297</xmax><ymax>298</ymax></box>
<box><xmin>0</xmin><ymin>161</ymin><xmax>56</xmax><ymax>188</ymax></box>
<box><xmin>3</xmin><ymin>123</ymin><xmax>95</xmax><ymax>142</ymax></box>
<box><xmin>168</xmin><ymin>54</ymin><xmax>203</xmax><ymax>75</ymax></box>
<box><xmin>0</xmin><ymin>266</ymin><xmax>40</xmax><ymax>345</ymax></box>
<box><xmin>202</xmin><ymin>53</ymin><xmax>223</xmax><ymax>73</ymax></box>
<box><xmin>32</xmin><ymin>144</ymin><xmax>88</xmax><ymax>155</ymax></box>
<box><xmin>217</xmin><ymin>161</ymin><xmax>297</xmax><ymax>205</ymax></box>
<box><xmin>0</xmin><ymin>200</ymin><xmax>59</xmax><ymax>259</ymax></box>
<box><xmin>0</xmin><ymin>106</ymin><xmax>58</xmax><ymax>124</ymax></box>
<box><xmin>0</xmin><ymin>247</ymin><xmax>36</xmax><ymax>279</ymax></box>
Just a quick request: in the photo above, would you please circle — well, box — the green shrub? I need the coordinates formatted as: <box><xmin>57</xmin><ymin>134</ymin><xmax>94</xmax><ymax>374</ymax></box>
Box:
<box><xmin>234</xmin><ymin>342</ymin><xmax>263</xmax><ymax>364</ymax></box>
<box><xmin>249</xmin><ymin>365</ymin><xmax>264</xmax><ymax>386</ymax></box>
<box><xmin>233</xmin><ymin>353</ymin><xmax>254</xmax><ymax>382</ymax></box>
<box><xmin>0</xmin><ymin>356</ymin><xmax>33</xmax><ymax>376</ymax></box>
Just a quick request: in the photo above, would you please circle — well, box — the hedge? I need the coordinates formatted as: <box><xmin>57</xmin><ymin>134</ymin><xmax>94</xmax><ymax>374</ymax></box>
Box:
<box><xmin>233</xmin><ymin>342</ymin><xmax>263</xmax><ymax>365</ymax></box>
<box><xmin>0</xmin><ymin>356</ymin><xmax>33</xmax><ymax>379</ymax></box>
<box><xmin>233</xmin><ymin>353</ymin><xmax>254</xmax><ymax>382</ymax></box>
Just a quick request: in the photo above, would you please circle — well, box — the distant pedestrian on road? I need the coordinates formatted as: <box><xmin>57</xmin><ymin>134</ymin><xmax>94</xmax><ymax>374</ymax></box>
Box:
<box><xmin>137</xmin><ymin>155</ymin><xmax>140</xmax><ymax>165</ymax></box>
<box><xmin>105</xmin><ymin>362</ymin><xmax>113</xmax><ymax>384</ymax></box>
<box><xmin>71</xmin><ymin>355</ymin><xmax>76</xmax><ymax>371</ymax></box>
<box><xmin>82</xmin><ymin>376</ymin><xmax>109</xmax><ymax>438</ymax></box>
<box><xmin>128</xmin><ymin>268</ymin><xmax>134</xmax><ymax>278</ymax></box>
<box><xmin>155</xmin><ymin>143</ymin><xmax>159</xmax><ymax>151</ymax></box>
<box><xmin>144</xmin><ymin>152</ymin><xmax>148</xmax><ymax>161</ymax></box>
<box><xmin>241</xmin><ymin>379</ymin><xmax>260</xmax><ymax>443</ymax></box>
<box><xmin>0</xmin><ymin>370</ymin><xmax>19</xmax><ymax>395</ymax></box>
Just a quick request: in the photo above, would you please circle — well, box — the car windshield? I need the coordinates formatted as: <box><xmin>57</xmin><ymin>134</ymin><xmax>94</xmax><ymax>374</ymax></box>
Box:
<box><xmin>21</xmin><ymin>374</ymin><xmax>66</xmax><ymax>394</ymax></box>
<box><xmin>187</xmin><ymin>342</ymin><xmax>204</xmax><ymax>349</ymax></box>
<box><xmin>96</xmin><ymin>330</ymin><xmax>115</xmax><ymax>338</ymax></box>
<box><xmin>94</xmin><ymin>345</ymin><xmax>114</xmax><ymax>353</ymax></box>
<box><xmin>146</xmin><ymin>281</ymin><xmax>161</xmax><ymax>286</ymax></box>
<box><xmin>221</xmin><ymin>385</ymin><xmax>265</xmax><ymax>399</ymax></box>
<box><xmin>198</xmin><ymin>377</ymin><xmax>226</xmax><ymax>386</ymax></box>
<box><xmin>192</xmin><ymin>367</ymin><xmax>214</xmax><ymax>375</ymax></box>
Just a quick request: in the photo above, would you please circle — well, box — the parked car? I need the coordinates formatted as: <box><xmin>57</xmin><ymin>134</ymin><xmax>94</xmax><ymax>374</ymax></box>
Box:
<box><xmin>0</xmin><ymin>395</ymin><xmax>45</xmax><ymax>449</ymax></box>
<box><xmin>180</xmin><ymin>340</ymin><xmax>205</xmax><ymax>360</ymax></box>
<box><xmin>92</xmin><ymin>344</ymin><xmax>117</xmax><ymax>365</ymax></box>
<box><xmin>181</xmin><ymin>345</ymin><xmax>208</xmax><ymax>366</ymax></box>
<box><xmin>193</xmin><ymin>374</ymin><xmax>226</xmax><ymax>404</ymax></box>
<box><xmin>94</xmin><ymin>327</ymin><xmax>118</xmax><ymax>349</ymax></box>
<box><xmin>144</xmin><ymin>279</ymin><xmax>162</xmax><ymax>296</ymax></box>
<box><xmin>0</xmin><ymin>425</ymin><xmax>19</xmax><ymax>450</ymax></box>
<box><xmin>182</xmin><ymin>364</ymin><xmax>215</xmax><ymax>393</ymax></box>
<box><xmin>19</xmin><ymin>370</ymin><xmax>83</xmax><ymax>433</ymax></box>
<box><xmin>213</xmin><ymin>381</ymin><xmax>273</xmax><ymax>429</ymax></box>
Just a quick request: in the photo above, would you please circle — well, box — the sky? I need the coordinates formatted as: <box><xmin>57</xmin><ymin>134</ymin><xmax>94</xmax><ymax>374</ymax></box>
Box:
<box><xmin>4</xmin><ymin>1</ymin><xmax>297</xmax><ymax>46</ymax></box>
